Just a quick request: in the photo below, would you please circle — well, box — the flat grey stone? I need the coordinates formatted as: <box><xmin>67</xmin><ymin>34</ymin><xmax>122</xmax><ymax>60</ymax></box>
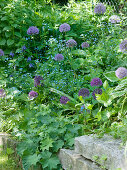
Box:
<box><xmin>0</xmin><ymin>133</ymin><xmax>10</xmax><ymax>150</ymax></box>
<box><xmin>75</xmin><ymin>135</ymin><xmax>127</xmax><ymax>170</ymax></box>
<box><xmin>59</xmin><ymin>149</ymin><xmax>101</xmax><ymax>170</ymax></box>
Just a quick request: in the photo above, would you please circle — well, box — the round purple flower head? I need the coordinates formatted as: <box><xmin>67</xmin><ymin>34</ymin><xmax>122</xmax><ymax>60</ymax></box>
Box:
<box><xmin>109</xmin><ymin>15</ymin><xmax>120</xmax><ymax>24</ymax></box>
<box><xmin>59</xmin><ymin>23</ymin><xmax>71</xmax><ymax>33</ymax></box>
<box><xmin>27</xmin><ymin>26</ymin><xmax>39</xmax><ymax>35</ymax></box>
<box><xmin>10</xmin><ymin>52</ymin><xmax>14</xmax><ymax>57</ymax></box>
<box><xmin>54</xmin><ymin>54</ymin><xmax>64</xmax><ymax>61</ymax></box>
<box><xmin>119</xmin><ymin>40</ymin><xmax>127</xmax><ymax>53</ymax></box>
<box><xmin>81</xmin><ymin>42</ymin><xmax>89</xmax><ymax>49</ymax></box>
<box><xmin>28</xmin><ymin>91</ymin><xmax>38</xmax><ymax>99</ymax></box>
<box><xmin>60</xmin><ymin>96</ymin><xmax>70</xmax><ymax>104</ymax></box>
<box><xmin>0</xmin><ymin>49</ymin><xmax>4</xmax><ymax>56</ymax></box>
<box><xmin>92</xmin><ymin>88</ymin><xmax>102</xmax><ymax>100</ymax></box>
<box><xmin>90</xmin><ymin>78</ymin><xmax>103</xmax><ymax>87</ymax></box>
<box><xmin>34</xmin><ymin>76</ymin><xmax>43</xmax><ymax>87</ymax></box>
<box><xmin>115</xmin><ymin>67</ymin><xmax>127</xmax><ymax>79</ymax></box>
<box><xmin>78</xmin><ymin>88</ymin><xmax>90</xmax><ymax>97</ymax></box>
<box><xmin>0</xmin><ymin>89</ymin><xmax>6</xmax><ymax>98</ymax></box>
<box><xmin>66</xmin><ymin>39</ymin><xmax>77</xmax><ymax>48</ymax></box>
<box><xmin>94</xmin><ymin>3</ymin><xmax>106</xmax><ymax>14</ymax></box>
<box><xmin>22</xmin><ymin>45</ymin><xmax>27</xmax><ymax>52</ymax></box>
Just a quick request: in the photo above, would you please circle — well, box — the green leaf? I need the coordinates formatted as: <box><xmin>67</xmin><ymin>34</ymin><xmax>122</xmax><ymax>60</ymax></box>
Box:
<box><xmin>40</xmin><ymin>137</ymin><xmax>53</xmax><ymax>151</ymax></box>
<box><xmin>67</xmin><ymin>138</ymin><xmax>74</xmax><ymax>146</ymax></box>
<box><xmin>50</xmin><ymin>88</ymin><xmax>77</xmax><ymax>103</ymax></box>
<box><xmin>12</xmin><ymin>24</ymin><xmax>18</xmax><ymax>28</ymax></box>
<box><xmin>5</xmin><ymin>32</ymin><xmax>12</xmax><ymax>38</ymax></box>
<box><xmin>111</xmin><ymin>90</ymin><xmax>126</xmax><ymax>99</ymax></box>
<box><xmin>7</xmin><ymin>148</ymin><xmax>14</xmax><ymax>155</ymax></box>
<box><xmin>23</xmin><ymin>154</ymin><xmax>41</xmax><ymax>169</ymax></box>
<box><xmin>15</xmin><ymin>32</ymin><xmax>21</xmax><ymax>37</ymax></box>
<box><xmin>96</xmin><ymin>91</ymin><xmax>112</xmax><ymax>107</ymax></box>
<box><xmin>41</xmin><ymin>151</ymin><xmax>52</xmax><ymax>160</ymax></box>
<box><xmin>86</xmin><ymin>104</ymin><xmax>93</xmax><ymax>110</ymax></box>
<box><xmin>7</xmin><ymin>39</ymin><xmax>14</xmax><ymax>46</ymax></box>
<box><xmin>114</xmin><ymin>79</ymin><xmax>127</xmax><ymax>91</ymax></box>
<box><xmin>95</xmin><ymin>107</ymin><xmax>102</xmax><ymax>121</ymax></box>
<box><xmin>103</xmin><ymin>80</ymin><xmax>109</xmax><ymax>90</ymax></box>
<box><xmin>53</xmin><ymin>140</ymin><xmax>64</xmax><ymax>152</ymax></box>
<box><xmin>42</xmin><ymin>155</ymin><xmax>60</xmax><ymax>169</ymax></box>
<box><xmin>3</xmin><ymin>26</ymin><xmax>12</xmax><ymax>31</ymax></box>
<box><xmin>79</xmin><ymin>96</ymin><xmax>84</xmax><ymax>103</ymax></box>
<box><xmin>104</xmin><ymin>71</ymin><xmax>119</xmax><ymax>82</ymax></box>
<box><xmin>1</xmin><ymin>16</ymin><xmax>8</xmax><ymax>21</ymax></box>
<box><xmin>0</xmin><ymin>39</ymin><xmax>6</xmax><ymax>45</ymax></box>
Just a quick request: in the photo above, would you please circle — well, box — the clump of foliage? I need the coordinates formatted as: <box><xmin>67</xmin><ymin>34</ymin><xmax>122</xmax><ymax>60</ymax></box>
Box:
<box><xmin>0</xmin><ymin>0</ymin><xmax>127</xmax><ymax>169</ymax></box>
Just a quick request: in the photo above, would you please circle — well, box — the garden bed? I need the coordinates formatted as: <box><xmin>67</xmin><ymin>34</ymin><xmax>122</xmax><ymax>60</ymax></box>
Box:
<box><xmin>0</xmin><ymin>0</ymin><xmax>127</xmax><ymax>169</ymax></box>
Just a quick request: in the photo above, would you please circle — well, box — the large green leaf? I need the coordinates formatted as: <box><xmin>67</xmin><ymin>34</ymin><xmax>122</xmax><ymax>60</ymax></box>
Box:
<box><xmin>1</xmin><ymin>16</ymin><xmax>8</xmax><ymax>21</ymax></box>
<box><xmin>0</xmin><ymin>39</ymin><xmax>6</xmax><ymax>45</ymax></box>
<box><xmin>111</xmin><ymin>89</ymin><xmax>127</xmax><ymax>99</ymax></box>
<box><xmin>104</xmin><ymin>71</ymin><xmax>119</xmax><ymax>82</ymax></box>
<box><xmin>23</xmin><ymin>154</ymin><xmax>41</xmax><ymax>170</ymax></box>
<box><xmin>50</xmin><ymin>88</ymin><xmax>78</xmax><ymax>103</ymax></box>
<box><xmin>3</xmin><ymin>26</ymin><xmax>12</xmax><ymax>31</ymax></box>
<box><xmin>40</xmin><ymin>137</ymin><xmax>54</xmax><ymax>151</ymax></box>
<box><xmin>114</xmin><ymin>79</ymin><xmax>127</xmax><ymax>91</ymax></box>
<box><xmin>7</xmin><ymin>39</ymin><xmax>14</xmax><ymax>46</ymax></box>
<box><xmin>42</xmin><ymin>155</ymin><xmax>60</xmax><ymax>169</ymax></box>
<box><xmin>15</xmin><ymin>32</ymin><xmax>21</xmax><ymax>37</ymax></box>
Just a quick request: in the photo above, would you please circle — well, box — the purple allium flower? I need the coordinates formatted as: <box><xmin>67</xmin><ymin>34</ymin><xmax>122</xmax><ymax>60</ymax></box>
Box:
<box><xmin>60</xmin><ymin>96</ymin><xmax>70</xmax><ymax>104</ymax></box>
<box><xmin>59</xmin><ymin>23</ymin><xmax>71</xmax><ymax>32</ymax></box>
<box><xmin>0</xmin><ymin>49</ymin><xmax>4</xmax><ymax>56</ymax></box>
<box><xmin>109</xmin><ymin>15</ymin><xmax>120</xmax><ymax>24</ymax></box>
<box><xmin>10</xmin><ymin>52</ymin><xmax>14</xmax><ymax>57</ymax></box>
<box><xmin>94</xmin><ymin>3</ymin><xmax>106</xmax><ymax>14</ymax></box>
<box><xmin>27</xmin><ymin>57</ymin><xmax>32</xmax><ymax>62</ymax></box>
<box><xmin>27</xmin><ymin>26</ymin><xmax>39</xmax><ymax>35</ymax></box>
<box><xmin>66</xmin><ymin>39</ymin><xmax>77</xmax><ymax>48</ymax></box>
<box><xmin>78</xmin><ymin>88</ymin><xmax>90</xmax><ymax>97</ymax></box>
<box><xmin>34</xmin><ymin>76</ymin><xmax>43</xmax><ymax>87</ymax></box>
<box><xmin>119</xmin><ymin>40</ymin><xmax>127</xmax><ymax>53</ymax></box>
<box><xmin>0</xmin><ymin>89</ymin><xmax>6</xmax><ymax>98</ymax></box>
<box><xmin>81</xmin><ymin>42</ymin><xmax>89</xmax><ymax>49</ymax></box>
<box><xmin>28</xmin><ymin>91</ymin><xmax>38</xmax><ymax>99</ymax></box>
<box><xmin>90</xmin><ymin>78</ymin><xmax>103</xmax><ymax>87</ymax></box>
<box><xmin>22</xmin><ymin>45</ymin><xmax>27</xmax><ymax>52</ymax></box>
<box><xmin>92</xmin><ymin>88</ymin><xmax>102</xmax><ymax>100</ymax></box>
<box><xmin>29</xmin><ymin>63</ymin><xmax>34</xmax><ymax>68</ymax></box>
<box><xmin>115</xmin><ymin>67</ymin><xmax>127</xmax><ymax>79</ymax></box>
<box><xmin>54</xmin><ymin>54</ymin><xmax>64</xmax><ymax>61</ymax></box>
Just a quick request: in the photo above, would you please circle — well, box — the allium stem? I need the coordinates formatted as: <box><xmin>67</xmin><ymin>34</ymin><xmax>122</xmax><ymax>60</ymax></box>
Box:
<box><xmin>33</xmin><ymin>38</ymin><xmax>37</xmax><ymax>58</ymax></box>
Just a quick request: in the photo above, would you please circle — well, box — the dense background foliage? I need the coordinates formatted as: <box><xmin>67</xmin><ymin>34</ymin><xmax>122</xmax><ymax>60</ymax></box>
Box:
<box><xmin>0</xmin><ymin>0</ymin><xmax>127</xmax><ymax>169</ymax></box>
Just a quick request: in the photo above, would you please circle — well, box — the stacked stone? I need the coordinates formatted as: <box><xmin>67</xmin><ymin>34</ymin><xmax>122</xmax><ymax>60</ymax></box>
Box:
<box><xmin>59</xmin><ymin>135</ymin><xmax>127</xmax><ymax>170</ymax></box>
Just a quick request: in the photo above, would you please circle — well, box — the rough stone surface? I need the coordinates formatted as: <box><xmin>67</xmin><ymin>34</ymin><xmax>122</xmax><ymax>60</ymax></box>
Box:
<box><xmin>59</xmin><ymin>149</ymin><xmax>101</xmax><ymax>170</ymax></box>
<box><xmin>75</xmin><ymin>135</ymin><xmax>127</xmax><ymax>170</ymax></box>
<box><xmin>0</xmin><ymin>132</ymin><xmax>10</xmax><ymax>150</ymax></box>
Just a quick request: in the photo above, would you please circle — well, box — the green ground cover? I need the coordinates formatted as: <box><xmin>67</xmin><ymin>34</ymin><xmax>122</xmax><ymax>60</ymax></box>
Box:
<box><xmin>0</xmin><ymin>146</ymin><xmax>22</xmax><ymax>170</ymax></box>
<box><xmin>0</xmin><ymin>0</ymin><xmax>127</xmax><ymax>169</ymax></box>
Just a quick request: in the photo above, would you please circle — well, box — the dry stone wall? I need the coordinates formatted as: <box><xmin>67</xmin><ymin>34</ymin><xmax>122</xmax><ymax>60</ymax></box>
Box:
<box><xmin>59</xmin><ymin>135</ymin><xmax>127</xmax><ymax>170</ymax></box>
